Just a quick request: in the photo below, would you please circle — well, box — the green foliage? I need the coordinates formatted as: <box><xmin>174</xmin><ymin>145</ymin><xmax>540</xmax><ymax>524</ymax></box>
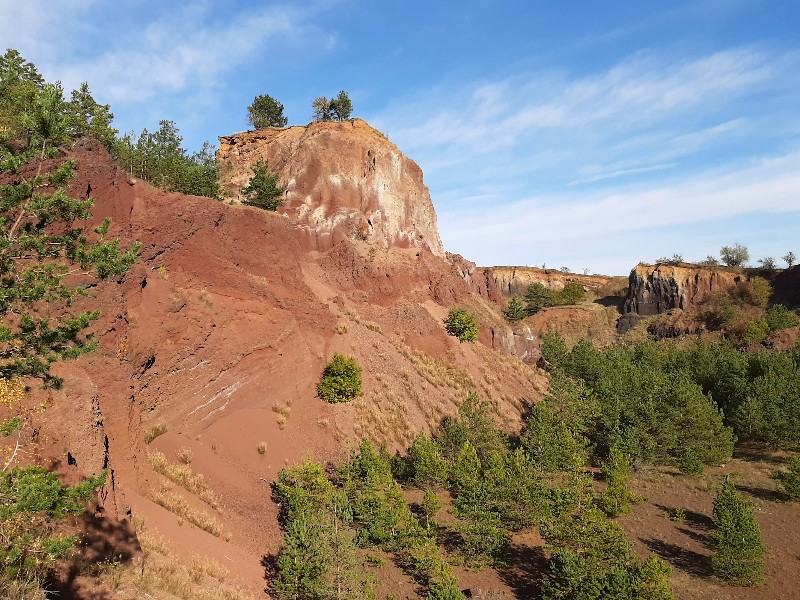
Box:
<box><xmin>444</xmin><ymin>307</ymin><xmax>478</xmax><ymax>342</ymax></box>
<box><xmin>273</xmin><ymin>460</ymin><xmax>374</xmax><ymax>600</ymax></box>
<box><xmin>420</xmin><ymin>491</ymin><xmax>441</xmax><ymax>529</ymax></box>
<box><xmin>541</xmin><ymin>507</ymin><xmax>673</xmax><ymax>600</ymax></box>
<box><xmin>503</xmin><ymin>295</ymin><xmax>526</xmax><ymax>321</ymax></box>
<box><xmin>523</xmin><ymin>283</ymin><xmax>553</xmax><ymax>314</ymax></box>
<box><xmin>407</xmin><ymin>432</ymin><xmax>448</xmax><ymax>489</ymax></box>
<box><xmin>1</xmin><ymin>152</ymin><xmax>139</xmax><ymax>385</ymax></box>
<box><xmin>247</xmin><ymin>94</ymin><xmax>288</xmax><ymax>129</ymax></box>
<box><xmin>0</xmin><ymin>416</ymin><xmax>20</xmax><ymax>437</ymax></box>
<box><xmin>766</xmin><ymin>305</ymin><xmax>799</xmax><ymax>331</ymax></box>
<box><xmin>437</xmin><ymin>392</ymin><xmax>507</xmax><ymax>464</ymax></box>
<box><xmin>544</xmin><ymin>335</ymin><xmax>736</xmax><ymax>469</ymax></box>
<box><xmin>312</xmin><ymin>91</ymin><xmax>353</xmax><ymax>122</ymax></box>
<box><xmin>600</xmin><ymin>446</ymin><xmax>634</xmax><ymax>517</ymax></box>
<box><xmin>710</xmin><ymin>477</ymin><xmax>765</xmax><ymax>586</ymax></box>
<box><xmin>339</xmin><ymin>440</ymin><xmax>423</xmax><ymax>549</ymax></box>
<box><xmin>523</xmin><ymin>281</ymin><xmax>586</xmax><ymax>314</ymax></box>
<box><xmin>720</xmin><ymin>243</ymin><xmax>749</xmax><ymax>267</ymax></box>
<box><xmin>773</xmin><ymin>455</ymin><xmax>800</xmax><ymax>501</ymax></box>
<box><xmin>66</xmin><ymin>82</ymin><xmax>117</xmax><ymax>149</ymax></box>
<box><xmin>521</xmin><ymin>401</ymin><xmax>590</xmax><ymax>473</ymax></box>
<box><xmin>317</xmin><ymin>353</ymin><xmax>362</xmax><ymax>403</ymax></box>
<box><xmin>239</xmin><ymin>158</ymin><xmax>285</xmax><ymax>211</ymax></box>
<box><xmin>408</xmin><ymin>536</ymin><xmax>464</xmax><ymax>600</ymax></box>
<box><xmin>0</xmin><ymin>467</ymin><xmax>105</xmax><ymax>586</ymax></box>
<box><xmin>113</xmin><ymin>121</ymin><xmax>221</xmax><ymax>199</ymax></box>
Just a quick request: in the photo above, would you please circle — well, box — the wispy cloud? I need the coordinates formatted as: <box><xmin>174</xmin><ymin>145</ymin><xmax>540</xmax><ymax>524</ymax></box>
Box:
<box><xmin>1</xmin><ymin>1</ymin><xmax>338</xmax><ymax>105</ymax></box>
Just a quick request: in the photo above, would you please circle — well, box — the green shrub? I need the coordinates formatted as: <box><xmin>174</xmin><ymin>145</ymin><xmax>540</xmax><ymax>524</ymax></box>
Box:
<box><xmin>503</xmin><ymin>295</ymin><xmax>526</xmax><ymax>321</ymax></box>
<box><xmin>767</xmin><ymin>305</ymin><xmax>799</xmax><ymax>331</ymax></box>
<box><xmin>317</xmin><ymin>353</ymin><xmax>362</xmax><ymax>403</ymax></box>
<box><xmin>710</xmin><ymin>477</ymin><xmax>765</xmax><ymax>586</ymax></box>
<box><xmin>774</xmin><ymin>456</ymin><xmax>800</xmax><ymax>501</ymax></box>
<box><xmin>444</xmin><ymin>308</ymin><xmax>478</xmax><ymax>342</ymax></box>
<box><xmin>407</xmin><ymin>433</ymin><xmax>448</xmax><ymax>489</ymax></box>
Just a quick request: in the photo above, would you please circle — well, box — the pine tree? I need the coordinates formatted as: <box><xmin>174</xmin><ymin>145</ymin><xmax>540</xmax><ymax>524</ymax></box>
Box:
<box><xmin>247</xmin><ymin>94</ymin><xmax>288</xmax><ymax>129</ymax></box>
<box><xmin>503</xmin><ymin>295</ymin><xmax>526</xmax><ymax>321</ymax></box>
<box><xmin>240</xmin><ymin>158</ymin><xmax>286</xmax><ymax>211</ymax></box>
<box><xmin>710</xmin><ymin>477</ymin><xmax>765</xmax><ymax>586</ymax></box>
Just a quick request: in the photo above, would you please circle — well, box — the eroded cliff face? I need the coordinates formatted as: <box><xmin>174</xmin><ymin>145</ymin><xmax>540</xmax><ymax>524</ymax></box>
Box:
<box><xmin>623</xmin><ymin>263</ymin><xmax>742</xmax><ymax>317</ymax></box>
<box><xmin>217</xmin><ymin>119</ymin><xmax>444</xmax><ymax>256</ymax></box>
<box><xmin>488</xmin><ymin>266</ymin><xmax>616</xmax><ymax>296</ymax></box>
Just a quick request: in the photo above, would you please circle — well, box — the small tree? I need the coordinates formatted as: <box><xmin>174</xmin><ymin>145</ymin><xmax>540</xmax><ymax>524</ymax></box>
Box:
<box><xmin>774</xmin><ymin>456</ymin><xmax>800</xmax><ymax>501</ymax></box>
<box><xmin>445</xmin><ymin>308</ymin><xmax>478</xmax><ymax>342</ymax></box>
<box><xmin>311</xmin><ymin>91</ymin><xmax>353</xmax><ymax>122</ymax></box>
<box><xmin>329</xmin><ymin>91</ymin><xmax>353</xmax><ymax>120</ymax></box>
<box><xmin>524</xmin><ymin>283</ymin><xmax>554</xmax><ymax>314</ymax></box>
<box><xmin>710</xmin><ymin>477</ymin><xmax>765</xmax><ymax>586</ymax></box>
<box><xmin>247</xmin><ymin>94</ymin><xmax>287</xmax><ymax>129</ymax></box>
<box><xmin>239</xmin><ymin>158</ymin><xmax>285</xmax><ymax>211</ymax></box>
<box><xmin>720</xmin><ymin>243</ymin><xmax>749</xmax><ymax>267</ymax></box>
<box><xmin>503</xmin><ymin>295</ymin><xmax>526</xmax><ymax>321</ymax></box>
<box><xmin>317</xmin><ymin>354</ymin><xmax>362</xmax><ymax>403</ymax></box>
<box><xmin>783</xmin><ymin>251</ymin><xmax>796</xmax><ymax>267</ymax></box>
<box><xmin>757</xmin><ymin>257</ymin><xmax>777</xmax><ymax>272</ymax></box>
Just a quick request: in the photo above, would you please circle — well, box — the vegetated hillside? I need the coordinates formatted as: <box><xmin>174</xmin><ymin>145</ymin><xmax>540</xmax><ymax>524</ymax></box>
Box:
<box><xmin>16</xmin><ymin>136</ymin><xmax>545</xmax><ymax>595</ymax></box>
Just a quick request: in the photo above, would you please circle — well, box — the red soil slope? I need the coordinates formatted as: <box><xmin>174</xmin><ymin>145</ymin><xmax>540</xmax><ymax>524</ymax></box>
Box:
<box><xmin>16</xmin><ymin>140</ymin><xmax>545</xmax><ymax>594</ymax></box>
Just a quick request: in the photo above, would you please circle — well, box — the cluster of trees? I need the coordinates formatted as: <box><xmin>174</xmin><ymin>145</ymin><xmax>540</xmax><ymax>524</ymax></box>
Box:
<box><xmin>246</xmin><ymin>90</ymin><xmax>354</xmax><ymax>131</ymax></box>
<box><xmin>113</xmin><ymin>121</ymin><xmax>220</xmax><ymax>199</ymax></box>
<box><xmin>504</xmin><ymin>281</ymin><xmax>587</xmax><ymax>321</ymax></box>
<box><xmin>666</xmin><ymin>244</ymin><xmax>796</xmax><ymax>269</ymax></box>
<box><xmin>272</xmin><ymin>390</ymin><xmax>675</xmax><ymax>599</ymax></box>
<box><xmin>1</xmin><ymin>48</ymin><xmax>137</xmax><ymax>595</ymax></box>
<box><xmin>542</xmin><ymin>332</ymin><xmax>800</xmax><ymax>456</ymax></box>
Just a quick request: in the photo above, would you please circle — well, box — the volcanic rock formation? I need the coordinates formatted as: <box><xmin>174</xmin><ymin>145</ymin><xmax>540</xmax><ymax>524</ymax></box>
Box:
<box><xmin>623</xmin><ymin>262</ymin><xmax>742</xmax><ymax>316</ymax></box>
<box><xmin>217</xmin><ymin>119</ymin><xmax>444</xmax><ymax>256</ymax></box>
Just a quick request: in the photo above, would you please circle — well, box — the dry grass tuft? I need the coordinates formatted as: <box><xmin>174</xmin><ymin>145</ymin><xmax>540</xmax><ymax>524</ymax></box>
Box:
<box><xmin>144</xmin><ymin>422</ymin><xmax>167</xmax><ymax>444</ymax></box>
<box><xmin>176</xmin><ymin>447</ymin><xmax>193</xmax><ymax>464</ymax></box>
<box><xmin>151</xmin><ymin>489</ymin><xmax>224</xmax><ymax>537</ymax></box>
<box><xmin>149</xmin><ymin>451</ymin><xmax>220</xmax><ymax>510</ymax></box>
<box><xmin>257</xmin><ymin>441</ymin><xmax>267</xmax><ymax>455</ymax></box>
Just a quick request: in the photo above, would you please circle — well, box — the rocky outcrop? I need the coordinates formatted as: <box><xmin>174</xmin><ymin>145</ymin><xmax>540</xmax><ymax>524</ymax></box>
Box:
<box><xmin>622</xmin><ymin>263</ymin><xmax>742</xmax><ymax>317</ymax></box>
<box><xmin>487</xmin><ymin>266</ymin><xmax>616</xmax><ymax>297</ymax></box>
<box><xmin>217</xmin><ymin>119</ymin><xmax>444</xmax><ymax>256</ymax></box>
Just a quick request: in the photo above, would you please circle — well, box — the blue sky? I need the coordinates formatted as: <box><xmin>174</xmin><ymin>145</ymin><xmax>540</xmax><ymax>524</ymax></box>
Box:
<box><xmin>3</xmin><ymin>0</ymin><xmax>799</xmax><ymax>274</ymax></box>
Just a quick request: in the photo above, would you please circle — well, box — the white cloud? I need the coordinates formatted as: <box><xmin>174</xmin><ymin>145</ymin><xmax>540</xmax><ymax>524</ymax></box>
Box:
<box><xmin>439</xmin><ymin>149</ymin><xmax>800</xmax><ymax>270</ymax></box>
<box><xmin>1</xmin><ymin>1</ymin><xmax>336</xmax><ymax>104</ymax></box>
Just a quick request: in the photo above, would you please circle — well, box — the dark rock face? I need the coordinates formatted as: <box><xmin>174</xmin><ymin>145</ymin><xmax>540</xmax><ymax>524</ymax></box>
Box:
<box><xmin>622</xmin><ymin>263</ymin><xmax>741</xmax><ymax>317</ymax></box>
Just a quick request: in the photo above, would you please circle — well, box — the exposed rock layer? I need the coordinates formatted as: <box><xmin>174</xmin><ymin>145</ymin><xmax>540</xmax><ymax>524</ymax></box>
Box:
<box><xmin>487</xmin><ymin>266</ymin><xmax>617</xmax><ymax>297</ymax></box>
<box><xmin>217</xmin><ymin>120</ymin><xmax>444</xmax><ymax>256</ymax></box>
<box><xmin>623</xmin><ymin>263</ymin><xmax>742</xmax><ymax>316</ymax></box>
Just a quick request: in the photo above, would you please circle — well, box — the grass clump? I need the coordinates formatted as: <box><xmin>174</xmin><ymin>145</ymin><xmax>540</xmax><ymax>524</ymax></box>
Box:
<box><xmin>144</xmin><ymin>423</ymin><xmax>167</xmax><ymax>444</ymax></box>
<box><xmin>151</xmin><ymin>490</ymin><xmax>224</xmax><ymax>537</ymax></box>
<box><xmin>149</xmin><ymin>451</ymin><xmax>220</xmax><ymax>510</ymax></box>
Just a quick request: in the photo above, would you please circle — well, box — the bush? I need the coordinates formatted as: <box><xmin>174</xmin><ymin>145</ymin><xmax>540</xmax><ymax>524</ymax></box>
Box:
<box><xmin>444</xmin><ymin>308</ymin><xmax>478</xmax><ymax>342</ymax></box>
<box><xmin>767</xmin><ymin>305</ymin><xmax>799</xmax><ymax>331</ymax></box>
<box><xmin>317</xmin><ymin>354</ymin><xmax>362</xmax><ymax>403</ymax></box>
<box><xmin>710</xmin><ymin>477</ymin><xmax>765</xmax><ymax>586</ymax></box>
<box><xmin>774</xmin><ymin>456</ymin><xmax>800</xmax><ymax>501</ymax></box>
